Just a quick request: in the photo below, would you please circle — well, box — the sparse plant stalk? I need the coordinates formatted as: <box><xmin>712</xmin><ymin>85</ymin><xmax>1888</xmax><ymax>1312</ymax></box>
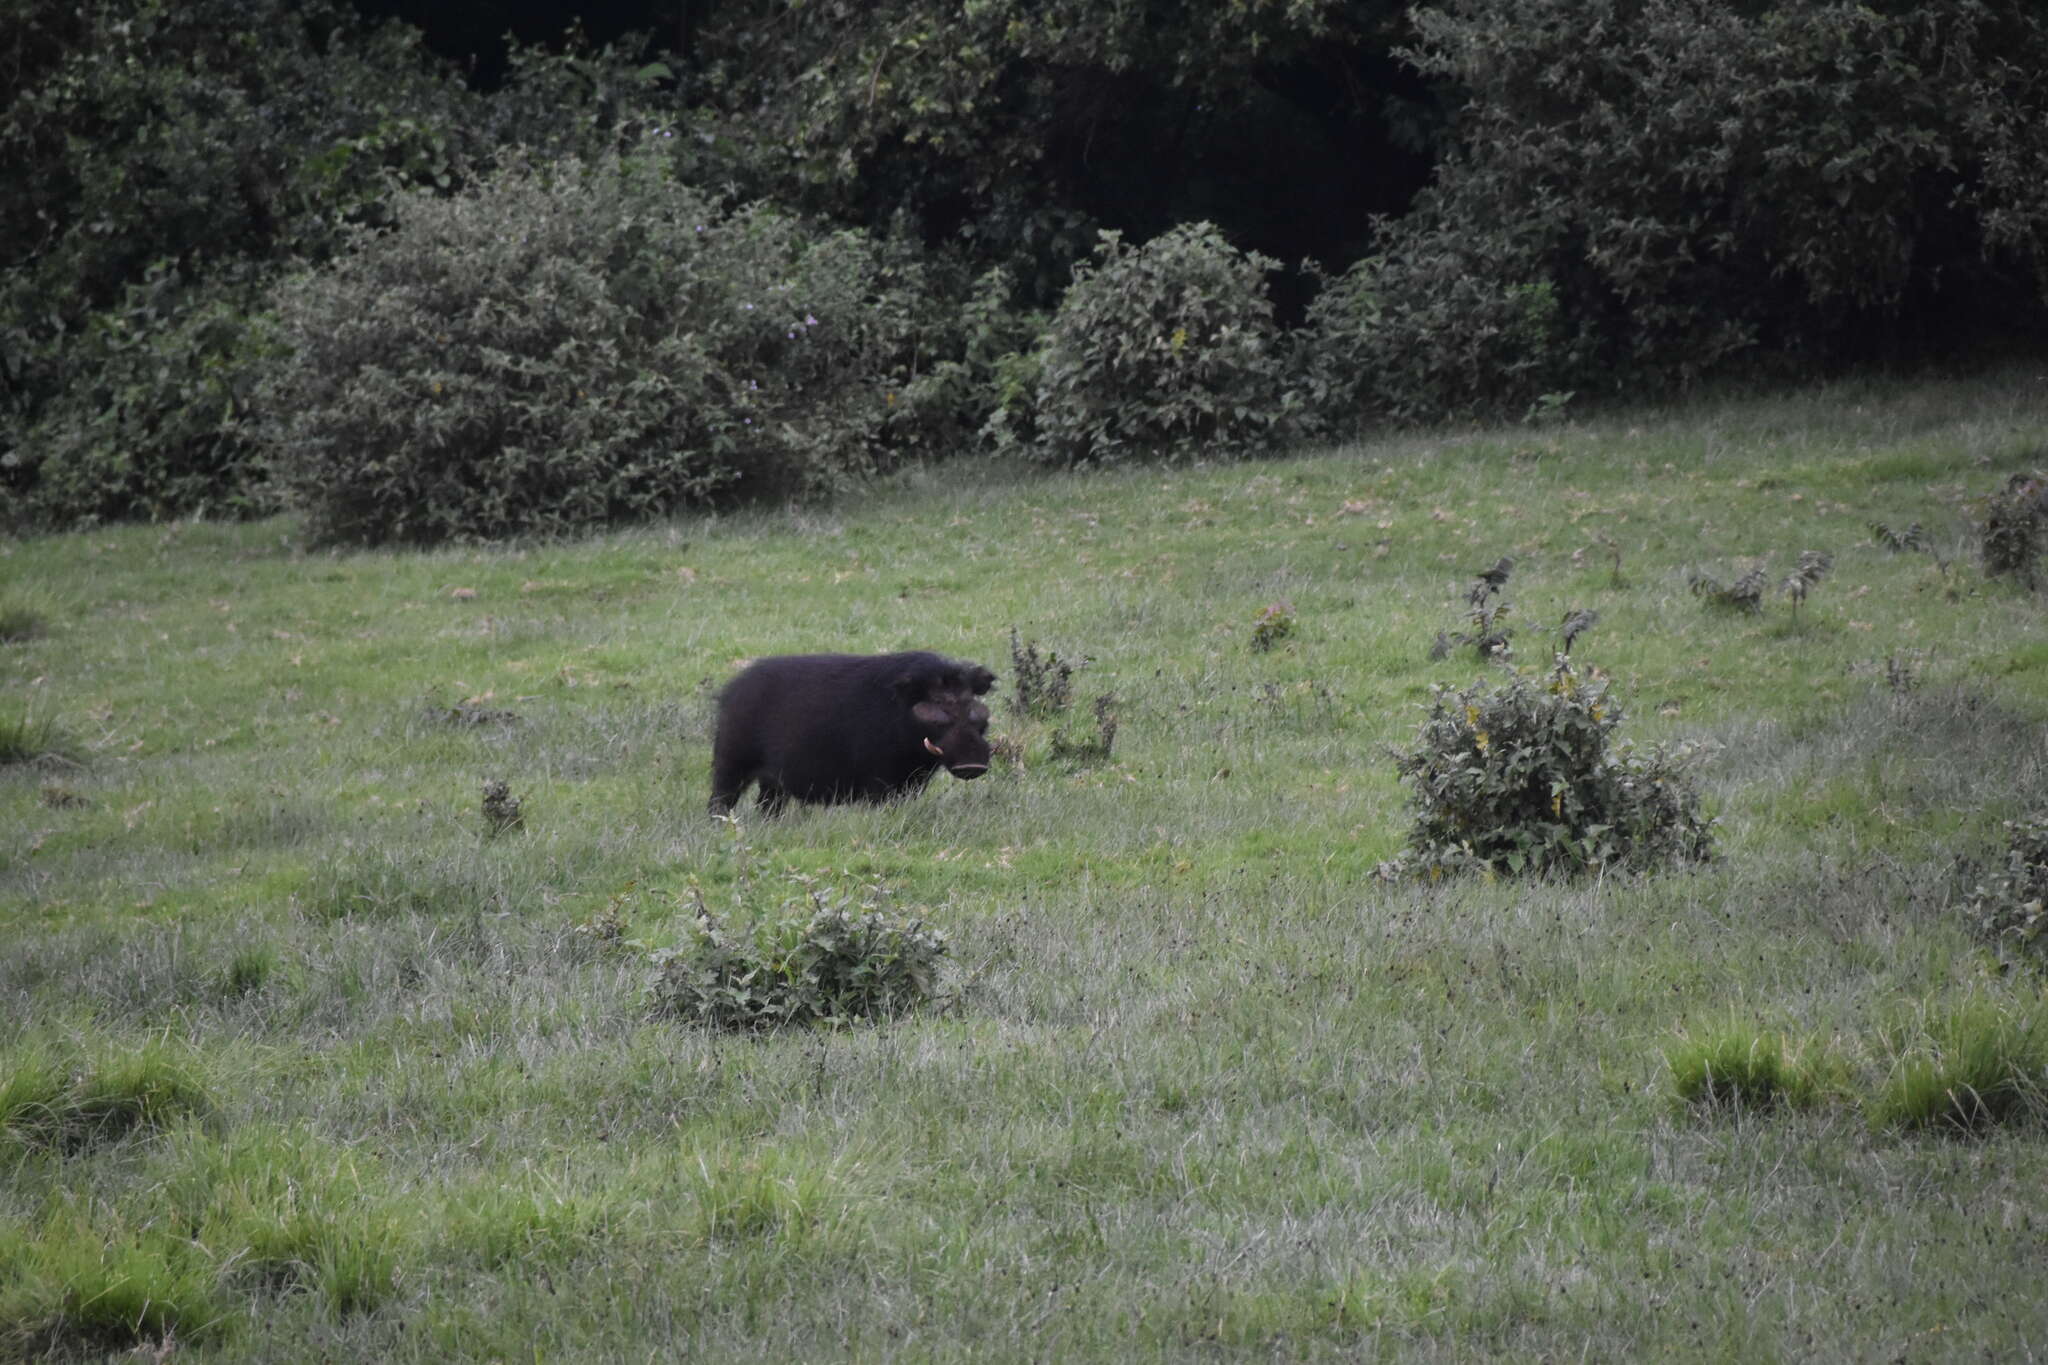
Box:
<box><xmin>1008</xmin><ymin>628</ymin><xmax>1076</xmax><ymax>720</ymax></box>
<box><xmin>1048</xmin><ymin>693</ymin><xmax>1119</xmax><ymax>766</ymax></box>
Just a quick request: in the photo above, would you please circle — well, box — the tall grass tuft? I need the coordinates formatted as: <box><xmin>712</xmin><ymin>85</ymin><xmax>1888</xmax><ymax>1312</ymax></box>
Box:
<box><xmin>1871</xmin><ymin>995</ymin><xmax>2048</xmax><ymax>1132</ymax></box>
<box><xmin>684</xmin><ymin>1146</ymin><xmax>850</xmax><ymax>1248</ymax></box>
<box><xmin>0</xmin><ymin>1037</ymin><xmax>209</xmax><ymax>1153</ymax></box>
<box><xmin>155</xmin><ymin>1124</ymin><xmax>404</xmax><ymax>1315</ymax></box>
<box><xmin>0</xmin><ymin>701</ymin><xmax>75</xmax><ymax>770</ymax></box>
<box><xmin>0</xmin><ymin>1211</ymin><xmax>228</xmax><ymax>1357</ymax></box>
<box><xmin>0</xmin><ymin>595</ymin><xmax>48</xmax><ymax>644</ymax></box>
<box><xmin>1665</xmin><ymin>1022</ymin><xmax>1847</xmax><ymax>1111</ymax></box>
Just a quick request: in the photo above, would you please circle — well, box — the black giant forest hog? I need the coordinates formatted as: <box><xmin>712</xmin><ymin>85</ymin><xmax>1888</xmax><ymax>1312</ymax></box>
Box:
<box><xmin>709</xmin><ymin>651</ymin><xmax>997</xmax><ymax>814</ymax></box>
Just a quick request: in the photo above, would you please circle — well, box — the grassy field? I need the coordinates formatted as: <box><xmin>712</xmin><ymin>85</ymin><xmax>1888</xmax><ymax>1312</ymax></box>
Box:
<box><xmin>4</xmin><ymin>365</ymin><xmax>2048</xmax><ymax>1361</ymax></box>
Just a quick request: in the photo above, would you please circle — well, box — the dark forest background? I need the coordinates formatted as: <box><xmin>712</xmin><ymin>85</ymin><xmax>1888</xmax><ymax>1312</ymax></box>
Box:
<box><xmin>5</xmin><ymin>0</ymin><xmax>2046</xmax><ymax>542</ymax></box>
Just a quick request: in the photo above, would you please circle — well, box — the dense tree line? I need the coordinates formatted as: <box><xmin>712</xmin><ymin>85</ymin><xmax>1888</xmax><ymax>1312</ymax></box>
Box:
<box><xmin>5</xmin><ymin>0</ymin><xmax>2045</xmax><ymax>541</ymax></box>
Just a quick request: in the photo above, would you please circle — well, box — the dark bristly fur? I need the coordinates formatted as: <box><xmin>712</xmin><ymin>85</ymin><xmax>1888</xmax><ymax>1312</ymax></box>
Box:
<box><xmin>709</xmin><ymin>651</ymin><xmax>997</xmax><ymax>814</ymax></box>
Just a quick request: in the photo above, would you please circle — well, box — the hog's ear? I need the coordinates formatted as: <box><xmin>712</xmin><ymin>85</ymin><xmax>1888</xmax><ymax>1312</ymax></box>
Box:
<box><xmin>966</xmin><ymin>666</ymin><xmax>996</xmax><ymax>695</ymax></box>
<box><xmin>910</xmin><ymin>700</ymin><xmax>950</xmax><ymax>728</ymax></box>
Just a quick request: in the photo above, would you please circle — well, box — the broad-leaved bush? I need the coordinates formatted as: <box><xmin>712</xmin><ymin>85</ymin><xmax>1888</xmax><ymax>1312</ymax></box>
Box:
<box><xmin>1027</xmin><ymin>223</ymin><xmax>1294</xmax><ymax>465</ymax></box>
<box><xmin>1392</xmin><ymin>661</ymin><xmax>1715</xmax><ymax>877</ymax></box>
<box><xmin>1308</xmin><ymin>0</ymin><xmax>2048</xmax><ymax>422</ymax></box>
<box><xmin>262</xmin><ymin>150</ymin><xmax>941</xmax><ymax>543</ymax></box>
<box><xmin>648</xmin><ymin>877</ymin><xmax>949</xmax><ymax>1030</ymax></box>
<box><xmin>1967</xmin><ymin>814</ymin><xmax>2048</xmax><ymax>967</ymax></box>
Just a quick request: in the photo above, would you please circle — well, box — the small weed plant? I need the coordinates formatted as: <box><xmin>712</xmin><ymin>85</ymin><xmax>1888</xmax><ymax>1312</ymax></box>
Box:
<box><xmin>1048</xmin><ymin>693</ymin><xmax>1120</xmax><ymax>766</ymax></box>
<box><xmin>1980</xmin><ymin>471</ymin><xmax>2046</xmax><ymax>587</ymax></box>
<box><xmin>1689</xmin><ymin>560</ymin><xmax>1769</xmax><ymax>613</ymax></box>
<box><xmin>1007</xmin><ymin>628</ymin><xmax>1077</xmax><ymax>720</ymax></box>
<box><xmin>1588</xmin><ymin>530</ymin><xmax>1627</xmax><ymax>588</ymax></box>
<box><xmin>1250</xmin><ymin>601</ymin><xmax>1295</xmax><ymax>652</ymax></box>
<box><xmin>1782</xmin><ymin>549</ymin><xmax>1833</xmax><ymax>619</ymax></box>
<box><xmin>1431</xmin><ymin>557</ymin><xmax>1515</xmax><ymax>662</ymax></box>
<box><xmin>481</xmin><ymin>778</ymin><xmax>525</xmax><ymax>836</ymax></box>
<box><xmin>1391</xmin><ymin>659</ymin><xmax>1716</xmax><ymax>877</ymax></box>
<box><xmin>1559</xmin><ymin>607</ymin><xmax>1599</xmax><ymax>655</ymax></box>
<box><xmin>1870</xmin><ymin>520</ymin><xmax>1930</xmax><ymax>554</ymax></box>
<box><xmin>649</xmin><ymin>837</ymin><xmax>948</xmax><ymax>1029</ymax></box>
<box><xmin>1965</xmin><ymin>814</ymin><xmax>2048</xmax><ymax>967</ymax></box>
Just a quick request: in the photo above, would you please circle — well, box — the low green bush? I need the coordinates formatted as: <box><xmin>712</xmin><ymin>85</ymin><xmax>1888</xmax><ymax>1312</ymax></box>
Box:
<box><xmin>1028</xmin><ymin>222</ymin><xmax>1295</xmax><ymax>465</ymax></box>
<box><xmin>6</xmin><ymin>267</ymin><xmax>276</xmax><ymax>530</ymax></box>
<box><xmin>1391</xmin><ymin>660</ymin><xmax>1716</xmax><ymax>877</ymax></box>
<box><xmin>1965</xmin><ymin>814</ymin><xmax>2048</xmax><ymax>967</ymax></box>
<box><xmin>1250</xmin><ymin>601</ymin><xmax>1296</xmax><ymax>653</ymax></box>
<box><xmin>1300</xmin><ymin>246</ymin><xmax>1574</xmax><ymax>429</ymax></box>
<box><xmin>649</xmin><ymin>875</ymin><xmax>949</xmax><ymax>1030</ymax></box>
<box><xmin>262</xmin><ymin>149</ymin><xmax>946</xmax><ymax>544</ymax></box>
<box><xmin>1981</xmin><ymin>471</ymin><xmax>2046</xmax><ymax>587</ymax></box>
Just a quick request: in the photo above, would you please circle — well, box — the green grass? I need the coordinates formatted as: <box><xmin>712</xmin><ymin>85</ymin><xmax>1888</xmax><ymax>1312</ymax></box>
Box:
<box><xmin>1870</xmin><ymin>994</ymin><xmax>2048</xmax><ymax>1131</ymax></box>
<box><xmin>1664</xmin><ymin>1020</ymin><xmax>1851</xmax><ymax>1111</ymax></box>
<box><xmin>4</xmin><ymin>365</ymin><xmax>2048</xmax><ymax>1358</ymax></box>
<box><xmin>0</xmin><ymin>595</ymin><xmax>48</xmax><ymax>645</ymax></box>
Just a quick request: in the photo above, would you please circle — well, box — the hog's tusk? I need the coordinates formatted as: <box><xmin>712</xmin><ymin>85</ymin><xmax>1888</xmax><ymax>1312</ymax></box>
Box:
<box><xmin>922</xmin><ymin>737</ymin><xmax>944</xmax><ymax>757</ymax></box>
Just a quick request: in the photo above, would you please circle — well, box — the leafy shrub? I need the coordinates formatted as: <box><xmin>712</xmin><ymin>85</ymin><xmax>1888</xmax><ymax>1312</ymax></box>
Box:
<box><xmin>1029</xmin><ymin>223</ymin><xmax>1295</xmax><ymax>465</ymax></box>
<box><xmin>0</xmin><ymin>0</ymin><xmax>480</xmax><ymax>530</ymax></box>
<box><xmin>262</xmin><ymin>149</ymin><xmax>943</xmax><ymax>544</ymax></box>
<box><xmin>1301</xmin><ymin>247</ymin><xmax>1575</xmax><ymax>429</ymax></box>
<box><xmin>1665</xmin><ymin>1025</ymin><xmax>1845</xmax><ymax>1111</ymax></box>
<box><xmin>1390</xmin><ymin>660</ymin><xmax>1715</xmax><ymax>877</ymax></box>
<box><xmin>899</xmin><ymin>264</ymin><xmax>1048</xmax><ymax>458</ymax></box>
<box><xmin>1314</xmin><ymin>0</ymin><xmax>2048</xmax><ymax>418</ymax></box>
<box><xmin>1871</xmin><ymin>995</ymin><xmax>2048</xmax><ymax>1132</ymax></box>
<box><xmin>1965</xmin><ymin>814</ymin><xmax>2048</xmax><ymax>966</ymax></box>
<box><xmin>9</xmin><ymin>267</ymin><xmax>276</xmax><ymax>528</ymax></box>
<box><xmin>1981</xmin><ymin>471</ymin><xmax>2046</xmax><ymax>587</ymax></box>
<box><xmin>649</xmin><ymin>875</ymin><xmax>949</xmax><ymax>1030</ymax></box>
